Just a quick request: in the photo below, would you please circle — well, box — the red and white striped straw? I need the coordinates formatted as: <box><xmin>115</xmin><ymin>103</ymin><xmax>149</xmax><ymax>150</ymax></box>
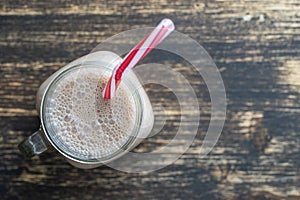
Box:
<box><xmin>103</xmin><ymin>18</ymin><xmax>175</xmax><ymax>99</ymax></box>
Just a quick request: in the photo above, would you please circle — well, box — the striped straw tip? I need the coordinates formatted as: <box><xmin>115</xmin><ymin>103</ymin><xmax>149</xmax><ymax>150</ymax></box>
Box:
<box><xmin>161</xmin><ymin>18</ymin><xmax>175</xmax><ymax>31</ymax></box>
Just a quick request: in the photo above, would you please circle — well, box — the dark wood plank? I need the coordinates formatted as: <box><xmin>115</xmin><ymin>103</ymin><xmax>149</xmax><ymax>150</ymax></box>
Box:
<box><xmin>1</xmin><ymin>0</ymin><xmax>300</xmax><ymax>199</ymax></box>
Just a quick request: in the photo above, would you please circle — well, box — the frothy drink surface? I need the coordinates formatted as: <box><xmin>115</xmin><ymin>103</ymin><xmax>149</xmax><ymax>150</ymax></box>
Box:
<box><xmin>44</xmin><ymin>66</ymin><xmax>136</xmax><ymax>160</ymax></box>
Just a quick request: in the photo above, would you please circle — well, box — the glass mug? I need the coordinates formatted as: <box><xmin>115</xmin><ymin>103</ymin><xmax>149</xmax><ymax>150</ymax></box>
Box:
<box><xmin>18</xmin><ymin>51</ymin><xmax>154</xmax><ymax>169</ymax></box>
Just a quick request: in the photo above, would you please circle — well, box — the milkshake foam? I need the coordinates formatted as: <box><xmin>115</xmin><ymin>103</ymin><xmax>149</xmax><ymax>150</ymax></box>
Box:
<box><xmin>43</xmin><ymin>65</ymin><xmax>137</xmax><ymax>160</ymax></box>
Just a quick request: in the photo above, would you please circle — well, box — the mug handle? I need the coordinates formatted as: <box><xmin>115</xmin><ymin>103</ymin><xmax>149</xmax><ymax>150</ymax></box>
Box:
<box><xmin>18</xmin><ymin>129</ymin><xmax>48</xmax><ymax>158</ymax></box>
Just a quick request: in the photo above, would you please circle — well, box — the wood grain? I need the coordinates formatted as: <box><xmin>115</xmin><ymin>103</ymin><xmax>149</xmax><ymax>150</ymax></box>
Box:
<box><xmin>1</xmin><ymin>0</ymin><xmax>299</xmax><ymax>199</ymax></box>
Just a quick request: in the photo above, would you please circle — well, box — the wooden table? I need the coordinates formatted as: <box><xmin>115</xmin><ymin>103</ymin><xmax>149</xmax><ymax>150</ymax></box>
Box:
<box><xmin>1</xmin><ymin>1</ymin><xmax>299</xmax><ymax>199</ymax></box>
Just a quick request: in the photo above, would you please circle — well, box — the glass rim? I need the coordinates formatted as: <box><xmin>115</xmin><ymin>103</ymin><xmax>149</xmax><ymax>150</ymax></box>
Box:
<box><xmin>40</xmin><ymin>61</ymin><xmax>143</xmax><ymax>164</ymax></box>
